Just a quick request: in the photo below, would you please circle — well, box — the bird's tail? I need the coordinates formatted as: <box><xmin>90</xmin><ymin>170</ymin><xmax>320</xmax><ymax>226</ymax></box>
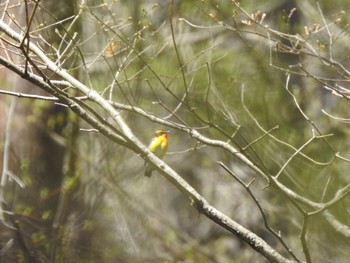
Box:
<box><xmin>144</xmin><ymin>163</ymin><xmax>153</xmax><ymax>177</ymax></box>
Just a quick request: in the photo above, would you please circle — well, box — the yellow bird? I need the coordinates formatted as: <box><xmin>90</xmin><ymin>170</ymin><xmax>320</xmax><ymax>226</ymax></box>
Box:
<box><xmin>144</xmin><ymin>129</ymin><xmax>169</xmax><ymax>177</ymax></box>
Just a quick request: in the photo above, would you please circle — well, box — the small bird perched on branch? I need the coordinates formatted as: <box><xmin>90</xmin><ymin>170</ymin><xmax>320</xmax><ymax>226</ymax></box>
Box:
<box><xmin>144</xmin><ymin>129</ymin><xmax>169</xmax><ymax>177</ymax></box>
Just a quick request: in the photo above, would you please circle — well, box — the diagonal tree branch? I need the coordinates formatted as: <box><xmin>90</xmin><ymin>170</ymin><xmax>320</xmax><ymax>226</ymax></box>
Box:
<box><xmin>0</xmin><ymin>18</ymin><xmax>298</xmax><ymax>263</ymax></box>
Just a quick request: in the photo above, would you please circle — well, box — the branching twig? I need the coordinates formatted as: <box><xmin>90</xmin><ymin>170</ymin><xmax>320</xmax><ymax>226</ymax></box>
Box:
<box><xmin>218</xmin><ymin>161</ymin><xmax>301</xmax><ymax>263</ymax></box>
<box><xmin>1</xmin><ymin>1</ymin><xmax>349</xmax><ymax>260</ymax></box>
<box><xmin>242</xmin><ymin>125</ymin><xmax>279</xmax><ymax>151</ymax></box>
<box><xmin>275</xmin><ymin>133</ymin><xmax>316</xmax><ymax>180</ymax></box>
<box><xmin>0</xmin><ymin>56</ymin><xmax>128</xmax><ymax>149</ymax></box>
<box><xmin>308</xmin><ymin>184</ymin><xmax>350</xmax><ymax>216</ymax></box>
<box><xmin>0</xmin><ymin>17</ymin><xmax>297</xmax><ymax>263</ymax></box>
<box><xmin>241</xmin><ymin>85</ymin><xmax>332</xmax><ymax>166</ymax></box>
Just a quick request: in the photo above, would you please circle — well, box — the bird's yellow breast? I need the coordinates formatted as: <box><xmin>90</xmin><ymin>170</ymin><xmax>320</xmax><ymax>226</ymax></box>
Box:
<box><xmin>148</xmin><ymin>134</ymin><xmax>168</xmax><ymax>159</ymax></box>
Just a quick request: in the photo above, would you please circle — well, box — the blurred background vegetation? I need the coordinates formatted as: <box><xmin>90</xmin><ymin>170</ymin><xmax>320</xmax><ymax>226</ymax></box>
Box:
<box><xmin>1</xmin><ymin>0</ymin><xmax>350</xmax><ymax>262</ymax></box>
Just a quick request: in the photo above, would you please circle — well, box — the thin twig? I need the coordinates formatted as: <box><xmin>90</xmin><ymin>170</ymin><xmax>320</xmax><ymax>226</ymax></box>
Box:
<box><xmin>0</xmin><ymin>96</ymin><xmax>16</xmax><ymax>223</ymax></box>
<box><xmin>8</xmin><ymin>210</ymin><xmax>37</xmax><ymax>262</ymax></box>
<box><xmin>300</xmin><ymin>216</ymin><xmax>311</xmax><ymax>263</ymax></box>
<box><xmin>275</xmin><ymin>134</ymin><xmax>315</xmax><ymax>180</ymax></box>
<box><xmin>285</xmin><ymin>73</ymin><xmax>336</xmax><ymax>159</ymax></box>
<box><xmin>316</xmin><ymin>0</ymin><xmax>333</xmax><ymax>61</ymax></box>
<box><xmin>0</xmin><ymin>239</ymin><xmax>14</xmax><ymax>257</ymax></box>
<box><xmin>243</xmin><ymin>125</ymin><xmax>279</xmax><ymax>151</ymax></box>
<box><xmin>308</xmin><ymin>184</ymin><xmax>350</xmax><ymax>216</ymax></box>
<box><xmin>0</xmin><ymin>19</ymin><xmax>296</xmax><ymax>263</ymax></box>
<box><xmin>0</xmin><ymin>89</ymin><xmax>59</xmax><ymax>101</ymax></box>
<box><xmin>218</xmin><ymin>161</ymin><xmax>301</xmax><ymax>263</ymax></box>
<box><xmin>241</xmin><ymin>85</ymin><xmax>332</xmax><ymax>166</ymax></box>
